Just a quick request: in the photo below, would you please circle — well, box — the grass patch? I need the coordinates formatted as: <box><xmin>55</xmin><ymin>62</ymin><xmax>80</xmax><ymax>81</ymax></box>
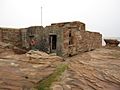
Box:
<box><xmin>37</xmin><ymin>63</ymin><xmax>68</xmax><ymax>90</ymax></box>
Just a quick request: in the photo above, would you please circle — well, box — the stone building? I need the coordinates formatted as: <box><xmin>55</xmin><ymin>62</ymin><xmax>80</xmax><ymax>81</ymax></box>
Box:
<box><xmin>0</xmin><ymin>21</ymin><xmax>102</xmax><ymax>57</ymax></box>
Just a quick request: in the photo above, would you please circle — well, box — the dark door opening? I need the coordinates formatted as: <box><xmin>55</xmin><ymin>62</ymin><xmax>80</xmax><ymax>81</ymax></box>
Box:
<box><xmin>49</xmin><ymin>35</ymin><xmax>57</xmax><ymax>53</ymax></box>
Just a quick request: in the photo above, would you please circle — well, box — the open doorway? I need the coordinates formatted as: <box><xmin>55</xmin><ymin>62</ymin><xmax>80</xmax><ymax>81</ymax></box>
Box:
<box><xmin>49</xmin><ymin>35</ymin><xmax>57</xmax><ymax>53</ymax></box>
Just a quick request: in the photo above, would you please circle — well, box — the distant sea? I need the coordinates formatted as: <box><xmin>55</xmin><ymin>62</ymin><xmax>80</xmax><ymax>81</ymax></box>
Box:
<box><xmin>102</xmin><ymin>37</ymin><xmax>120</xmax><ymax>46</ymax></box>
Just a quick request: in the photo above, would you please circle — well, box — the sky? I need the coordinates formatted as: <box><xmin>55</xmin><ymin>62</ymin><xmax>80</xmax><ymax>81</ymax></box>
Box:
<box><xmin>0</xmin><ymin>0</ymin><xmax>120</xmax><ymax>37</ymax></box>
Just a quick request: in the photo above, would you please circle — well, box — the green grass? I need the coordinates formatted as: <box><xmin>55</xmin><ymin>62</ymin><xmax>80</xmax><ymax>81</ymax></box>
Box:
<box><xmin>37</xmin><ymin>63</ymin><xmax>68</xmax><ymax>90</ymax></box>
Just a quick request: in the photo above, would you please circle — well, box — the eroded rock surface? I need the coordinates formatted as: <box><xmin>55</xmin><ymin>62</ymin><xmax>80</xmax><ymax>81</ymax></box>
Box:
<box><xmin>0</xmin><ymin>42</ymin><xmax>120</xmax><ymax>90</ymax></box>
<box><xmin>104</xmin><ymin>39</ymin><xmax>120</xmax><ymax>47</ymax></box>
<box><xmin>0</xmin><ymin>48</ymin><xmax>63</xmax><ymax>90</ymax></box>
<box><xmin>52</xmin><ymin>48</ymin><xmax>120</xmax><ymax>90</ymax></box>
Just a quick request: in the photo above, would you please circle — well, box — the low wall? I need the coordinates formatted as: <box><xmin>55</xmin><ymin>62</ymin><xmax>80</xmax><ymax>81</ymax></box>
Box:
<box><xmin>0</xmin><ymin>26</ymin><xmax>44</xmax><ymax>49</ymax></box>
<box><xmin>85</xmin><ymin>31</ymin><xmax>102</xmax><ymax>50</ymax></box>
<box><xmin>0</xmin><ymin>28</ymin><xmax>22</xmax><ymax>48</ymax></box>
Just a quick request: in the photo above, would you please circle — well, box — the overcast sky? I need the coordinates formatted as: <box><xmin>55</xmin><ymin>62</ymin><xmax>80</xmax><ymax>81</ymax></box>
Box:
<box><xmin>0</xmin><ymin>0</ymin><xmax>120</xmax><ymax>37</ymax></box>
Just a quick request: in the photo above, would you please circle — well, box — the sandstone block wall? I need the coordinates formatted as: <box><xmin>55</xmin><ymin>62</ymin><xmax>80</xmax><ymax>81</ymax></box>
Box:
<box><xmin>85</xmin><ymin>31</ymin><xmax>102</xmax><ymax>51</ymax></box>
<box><xmin>48</xmin><ymin>21</ymin><xmax>87</xmax><ymax>57</ymax></box>
<box><xmin>62</xmin><ymin>26</ymin><xmax>81</xmax><ymax>57</ymax></box>
<box><xmin>0</xmin><ymin>26</ymin><xmax>44</xmax><ymax>49</ymax></box>
<box><xmin>44</xmin><ymin>25</ymin><xmax>63</xmax><ymax>56</ymax></box>
<box><xmin>61</xmin><ymin>28</ymin><xmax>102</xmax><ymax>57</ymax></box>
<box><xmin>0</xmin><ymin>21</ymin><xmax>102</xmax><ymax>57</ymax></box>
<box><xmin>0</xmin><ymin>28</ymin><xmax>22</xmax><ymax>47</ymax></box>
<box><xmin>51</xmin><ymin>21</ymin><xmax>85</xmax><ymax>31</ymax></box>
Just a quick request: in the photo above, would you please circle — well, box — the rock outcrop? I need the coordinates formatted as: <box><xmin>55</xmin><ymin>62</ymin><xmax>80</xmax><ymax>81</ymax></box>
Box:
<box><xmin>0</xmin><ymin>41</ymin><xmax>120</xmax><ymax>90</ymax></box>
<box><xmin>104</xmin><ymin>39</ymin><xmax>120</xmax><ymax>47</ymax></box>
<box><xmin>0</xmin><ymin>48</ymin><xmax>63</xmax><ymax>90</ymax></box>
<box><xmin>51</xmin><ymin>48</ymin><xmax>120</xmax><ymax>90</ymax></box>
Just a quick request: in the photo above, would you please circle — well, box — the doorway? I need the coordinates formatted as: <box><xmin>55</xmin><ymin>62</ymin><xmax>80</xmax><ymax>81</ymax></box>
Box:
<box><xmin>49</xmin><ymin>35</ymin><xmax>57</xmax><ymax>53</ymax></box>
